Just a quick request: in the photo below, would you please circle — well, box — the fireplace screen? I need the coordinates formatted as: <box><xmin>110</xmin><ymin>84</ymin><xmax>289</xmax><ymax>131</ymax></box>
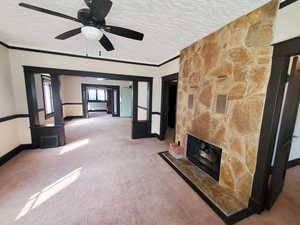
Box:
<box><xmin>186</xmin><ymin>135</ymin><xmax>222</xmax><ymax>181</ymax></box>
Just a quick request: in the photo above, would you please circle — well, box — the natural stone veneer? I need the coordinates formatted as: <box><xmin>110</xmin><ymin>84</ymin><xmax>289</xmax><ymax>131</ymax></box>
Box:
<box><xmin>176</xmin><ymin>0</ymin><xmax>278</xmax><ymax>205</ymax></box>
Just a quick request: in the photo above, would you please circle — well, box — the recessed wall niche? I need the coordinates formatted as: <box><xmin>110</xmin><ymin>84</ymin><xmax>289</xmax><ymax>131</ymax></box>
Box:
<box><xmin>216</xmin><ymin>95</ymin><xmax>227</xmax><ymax>114</ymax></box>
<box><xmin>188</xmin><ymin>94</ymin><xmax>194</xmax><ymax>109</ymax></box>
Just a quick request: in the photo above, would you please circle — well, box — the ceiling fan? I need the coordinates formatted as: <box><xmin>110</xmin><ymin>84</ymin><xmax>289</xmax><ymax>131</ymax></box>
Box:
<box><xmin>19</xmin><ymin>0</ymin><xmax>144</xmax><ymax>51</ymax></box>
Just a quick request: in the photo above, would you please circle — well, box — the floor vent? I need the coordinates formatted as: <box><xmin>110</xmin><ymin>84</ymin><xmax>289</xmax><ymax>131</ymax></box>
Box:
<box><xmin>40</xmin><ymin>135</ymin><xmax>59</xmax><ymax>148</ymax></box>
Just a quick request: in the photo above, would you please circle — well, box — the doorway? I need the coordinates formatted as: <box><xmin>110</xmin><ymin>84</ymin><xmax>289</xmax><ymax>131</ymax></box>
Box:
<box><xmin>24</xmin><ymin>66</ymin><xmax>153</xmax><ymax>149</ymax></box>
<box><xmin>267</xmin><ymin>56</ymin><xmax>300</xmax><ymax>208</ymax></box>
<box><xmin>81</xmin><ymin>84</ymin><xmax>120</xmax><ymax>118</ymax></box>
<box><xmin>160</xmin><ymin>73</ymin><xmax>178</xmax><ymax>142</ymax></box>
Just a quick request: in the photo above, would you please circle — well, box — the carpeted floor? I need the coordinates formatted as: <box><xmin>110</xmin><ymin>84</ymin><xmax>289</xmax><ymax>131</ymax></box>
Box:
<box><xmin>0</xmin><ymin>116</ymin><xmax>299</xmax><ymax>225</ymax></box>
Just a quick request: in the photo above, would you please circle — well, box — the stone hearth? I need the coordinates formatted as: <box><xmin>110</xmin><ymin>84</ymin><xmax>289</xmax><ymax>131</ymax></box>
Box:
<box><xmin>159</xmin><ymin>151</ymin><xmax>250</xmax><ymax>224</ymax></box>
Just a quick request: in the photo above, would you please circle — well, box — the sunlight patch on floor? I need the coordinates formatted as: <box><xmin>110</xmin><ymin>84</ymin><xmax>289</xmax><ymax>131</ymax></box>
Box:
<box><xmin>15</xmin><ymin>168</ymin><xmax>82</xmax><ymax>221</ymax></box>
<box><xmin>59</xmin><ymin>138</ymin><xmax>90</xmax><ymax>155</ymax></box>
<box><xmin>68</xmin><ymin>118</ymin><xmax>94</xmax><ymax>127</ymax></box>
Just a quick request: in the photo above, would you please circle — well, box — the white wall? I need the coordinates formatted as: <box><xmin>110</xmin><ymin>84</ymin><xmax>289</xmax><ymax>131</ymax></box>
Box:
<box><xmin>0</xmin><ymin>45</ymin><xmax>27</xmax><ymax>157</ymax></box>
<box><xmin>61</xmin><ymin>76</ymin><xmax>132</xmax><ymax>104</ymax></box>
<box><xmin>61</xmin><ymin>75</ymin><xmax>132</xmax><ymax>117</ymax></box>
<box><xmin>0</xmin><ymin>45</ymin><xmax>15</xmax><ymax>117</ymax></box>
<box><xmin>152</xmin><ymin>58</ymin><xmax>180</xmax><ymax>134</ymax></box>
<box><xmin>1</xmin><ymin>44</ymin><xmax>178</xmax><ymax>153</ymax></box>
<box><xmin>88</xmin><ymin>102</ymin><xmax>107</xmax><ymax>111</ymax></box>
<box><xmin>273</xmin><ymin>1</ymin><xmax>300</xmax><ymax>44</ymax></box>
<box><xmin>4</xmin><ymin>49</ymin><xmax>160</xmax><ymax>143</ymax></box>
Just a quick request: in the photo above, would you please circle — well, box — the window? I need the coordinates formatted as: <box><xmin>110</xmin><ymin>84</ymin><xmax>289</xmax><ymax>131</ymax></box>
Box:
<box><xmin>42</xmin><ymin>75</ymin><xmax>54</xmax><ymax>119</ymax></box>
<box><xmin>88</xmin><ymin>89</ymin><xmax>97</xmax><ymax>101</ymax></box>
<box><xmin>88</xmin><ymin>88</ymin><xmax>107</xmax><ymax>101</ymax></box>
<box><xmin>97</xmin><ymin>89</ymin><xmax>106</xmax><ymax>101</ymax></box>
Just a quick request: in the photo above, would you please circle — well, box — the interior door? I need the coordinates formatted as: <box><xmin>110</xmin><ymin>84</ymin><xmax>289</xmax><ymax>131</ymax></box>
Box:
<box><xmin>267</xmin><ymin>57</ymin><xmax>300</xmax><ymax>208</ymax></box>
<box><xmin>132</xmin><ymin>80</ymin><xmax>152</xmax><ymax>139</ymax></box>
<box><xmin>120</xmin><ymin>87</ymin><xmax>133</xmax><ymax>117</ymax></box>
<box><xmin>107</xmin><ymin>89</ymin><xmax>113</xmax><ymax>114</ymax></box>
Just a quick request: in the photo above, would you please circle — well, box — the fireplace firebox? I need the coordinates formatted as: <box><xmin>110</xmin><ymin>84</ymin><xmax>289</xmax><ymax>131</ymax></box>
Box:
<box><xmin>186</xmin><ymin>135</ymin><xmax>222</xmax><ymax>181</ymax></box>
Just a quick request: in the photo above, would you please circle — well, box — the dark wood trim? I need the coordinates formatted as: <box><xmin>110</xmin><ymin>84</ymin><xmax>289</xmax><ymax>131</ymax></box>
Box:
<box><xmin>23</xmin><ymin>66</ymin><xmax>153</xmax><ymax>144</ymax></box>
<box><xmin>279</xmin><ymin>0</ymin><xmax>298</xmax><ymax>9</ymax></box>
<box><xmin>64</xmin><ymin>116</ymin><xmax>84</xmax><ymax>121</ymax></box>
<box><xmin>0</xmin><ymin>41</ymin><xmax>157</xmax><ymax>67</ymax></box>
<box><xmin>0</xmin><ymin>40</ymin><xmax>10</xmax><ymax>48</ymax></box>
<box><xmin>81</xmin><ymin>83</ymin><xmax>120</xmax><ymax>117</ymax></box>
<box><xmin>160</xmin><ymin>73</ymin><xmax>178</xmax><ymax>140</ymax></box>
<box><xmin>287</xmin><ymin>158</ymin><xmax>300</xmax><ymax>168</ymax></box>
<box><xmin>273</xmin><ymin>35</ymin><xmax>300</xmax><ymax>56</ymax></box>
<box><xmin>88</xmin><ymin>110</ymin><xmax>107</xmax><ymax>112</ymax></box>
<box><xmin>158</xmin><ymin>152</ymin><xmax>253</xmax><ymax>224</ymax></box>
<box><xmin>38</xmin><ymin>108</ymin><xmax>44</xmax><ymax>112</ymax></box>
<box><xmin>0</xmin><ymin>40</ymin><xmax>180</xmax><ymax>67</ymax></box>
<box><xmin>0</xmin><ymin>114</ymin><xmax>29</xmax><ymax>123</ymax></box>
<box><xmin>62</xmin><ymin>102</ymin><xmax>82</xmax><ymax>105</ymax></box>
<box><xmin>151</xmin><ymin>133</ymin><xmax>161</xmax><ymax>140</ymax></box>
<box><xmin>0</xmin><ymin>144</ymin><xmax>34</xmax><ymax>167</ymax></box>
<box><xmin>159</xmin><ymin>55</ymin><xmax>180</xmax><ymax>67</ymax></box>
<box><xmin>152</xmin><ymin>112</ymin><xmax>161</xmax><ymax>115</ymax></box>
<box><xmin>24</xmin><ymin>66</ymin><xmax>153</xmax><ymax>82</ymax></box>
<box><xmin>137</xmin><ymin>106</ymin><xmax>148</xmax><ymax>110</ymax></box>
<box><xmin>250</xmin><ymin>35</ymin><xmax>300</xmax><ymax>212</ymax></box>
<box><xmin>87</xmin><ymin>100</ymin><xmax>107</xmax><ymax>103</ymax></box>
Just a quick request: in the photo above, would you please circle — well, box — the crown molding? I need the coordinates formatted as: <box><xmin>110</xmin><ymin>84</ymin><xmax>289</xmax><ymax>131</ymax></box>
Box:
<box><xmin>279</xmin><ymin>0</ymin><xmax>298</xmax><ymax>9</ymax></box>
<box><xmin>158</xmin><ymin>55</ymin><xmax>180</xmax><ymax>67</ymax></box>
<box><xmin>0</xmin><ymin>40</ymin><xmax>180</xmax><ymax>67</ymax></box>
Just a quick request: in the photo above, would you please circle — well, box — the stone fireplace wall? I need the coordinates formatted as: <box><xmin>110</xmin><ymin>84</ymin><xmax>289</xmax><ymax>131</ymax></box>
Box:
<box><xmin>176</xmin><ymin>0</ymin><xmax>278</xmax><ymax>204</ymax></box>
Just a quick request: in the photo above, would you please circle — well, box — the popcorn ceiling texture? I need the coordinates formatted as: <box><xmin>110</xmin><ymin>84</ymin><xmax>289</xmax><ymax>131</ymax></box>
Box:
<box><xmin>0</xmin><ymin>0</ymin><xmax>270</xmax><ymax>63</ymax></box>
<box><xmin>176</xmin><ymin>0</ymin><xmax>278</xmax><ymax>204</ymax></box>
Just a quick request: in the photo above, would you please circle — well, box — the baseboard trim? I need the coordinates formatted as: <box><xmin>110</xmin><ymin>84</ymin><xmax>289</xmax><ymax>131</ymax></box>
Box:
<box><xmin>287</xmin><ymin>158</ymin><xmax>300</xmax><ymax>168</ymax></box>
<box><xmin>151</xmin><ymin>133</ymin><xmax>161</xmax><ymax>140</ymax></box>
<box><xmin>64</xmin><ymin>116</ymin><xmax>84</xmax><ymax>121</ymax></box>
<box><xmin>88</xmin><ymin>110</ymin><xmax>107</xmax><ymax>112</ymax></box>
<box><xmin>0</xmin><ymin>144</ymin><xmax>34</xmax><ymax>167</ymax></box>
<box><xmin>248</xmin><ymin>197</ymin><xmax>264</xmax><ymax>214</ymax></box>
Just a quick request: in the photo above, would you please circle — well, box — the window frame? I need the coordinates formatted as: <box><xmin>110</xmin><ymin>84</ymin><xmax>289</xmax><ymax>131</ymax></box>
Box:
<box><xmin>87</xmin><ymin>87</ymin><xmax>107</xmax><ymax>102</ymax></box>
<box><xmin>41</xmin><ymin>75</ymin><xmax>54</xmax><ymax>119</ymax></box>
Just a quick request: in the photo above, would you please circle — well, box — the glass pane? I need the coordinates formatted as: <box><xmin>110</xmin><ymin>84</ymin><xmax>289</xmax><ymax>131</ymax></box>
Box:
<box><xmin>88</xmin><ymin>89</ymin><xmax>97</xmax><ymax>101</ymax></box>
<box><xmin>35</xmin><ymin>74</ymin><xmax>55</xmax><ymax>126</ymax></box>
<box><xmin>137</xmin><ymin>81</ymin><xmax>149</xmax><ymax>121</ymax></box>
<box><xmin>113</xmin><ymin>89</ymin><xmax>117</xmax><ymax>115</ymax></box>
<box><xmin>43</xmin><ymin>81</ymin><xmax>53</xmax><ymax>114</ymax></box>
<box><xmin>97</xmin><ymin>89</ymin><xmax>106</xmax><ymax>101</ymax></box>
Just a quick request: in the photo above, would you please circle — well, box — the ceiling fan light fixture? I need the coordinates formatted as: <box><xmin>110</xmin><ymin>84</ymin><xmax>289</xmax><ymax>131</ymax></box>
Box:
<box><xmin>81</xmin><ymin>26</ymin><xmax>102</xmax><ymax>40</ymax></box>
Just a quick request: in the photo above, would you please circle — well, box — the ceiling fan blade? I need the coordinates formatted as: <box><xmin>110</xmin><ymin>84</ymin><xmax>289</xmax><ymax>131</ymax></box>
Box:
<box><xmin>104</xmin><ymin>26</ymin><xmax>144</xmax><ymax>41</ymax></box>
<box><xmin>55</xmin><ymin>28</ymin><xmax>82</xmax><ymax>40</ymax></box>
<box><xmin>100</xmin><ymin>34</ymin><xmax>114</xmax><ymax>51</ymax></box>
<box><xmin>91</xmin><ymin>0</ymin><xmax>112</xmax><ymax>21</ymax></box>
<box><xmin>19</xmin><ymin>3</ymin><xmax>81</xmax><ymax>23</ymax></box>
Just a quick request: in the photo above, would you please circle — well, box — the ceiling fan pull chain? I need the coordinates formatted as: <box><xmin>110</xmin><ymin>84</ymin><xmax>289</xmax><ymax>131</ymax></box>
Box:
<box><xmin>85</xmin><ymin>39</ymin><xmax>88</xmax><ymax>57</ymax></box>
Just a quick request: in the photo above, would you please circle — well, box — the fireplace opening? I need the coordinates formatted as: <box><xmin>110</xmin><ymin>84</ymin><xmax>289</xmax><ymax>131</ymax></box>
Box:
<box><xmin>186</xmin><ymin>135</ymin><xmax>222</xmax><ymax>181</ymax></box>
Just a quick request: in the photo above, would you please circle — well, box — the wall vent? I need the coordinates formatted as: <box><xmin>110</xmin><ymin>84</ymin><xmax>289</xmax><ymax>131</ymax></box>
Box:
<box><xmin>40</xmin><ymin>135</ymin><xmax>59</xmax><ymax>148</ymax></box>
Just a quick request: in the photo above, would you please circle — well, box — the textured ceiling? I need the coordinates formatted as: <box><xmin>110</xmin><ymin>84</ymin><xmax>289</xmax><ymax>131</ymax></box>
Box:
<box><xmin>0</xmin><ymin>0</ymin><xmax>271</xmax><ymax>64</ymax></box>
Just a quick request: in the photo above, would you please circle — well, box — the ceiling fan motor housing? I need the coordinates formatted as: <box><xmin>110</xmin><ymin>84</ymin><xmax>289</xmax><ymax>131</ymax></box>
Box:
<box><xmin>77</xmin><ymin>8</ymin><xmax>91</xmax><ymax>24</ymax></box>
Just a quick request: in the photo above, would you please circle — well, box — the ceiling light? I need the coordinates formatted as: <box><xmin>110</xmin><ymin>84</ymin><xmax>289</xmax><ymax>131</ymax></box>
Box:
<box><xmin>97</xmin><ymin>78</ymin><xmax>106</xmax><ymax>81</ymax></box>
<box><xmin>81</xmin><ymin>26</ymin><xmax>102</xmax><ymax>40</ymax></box>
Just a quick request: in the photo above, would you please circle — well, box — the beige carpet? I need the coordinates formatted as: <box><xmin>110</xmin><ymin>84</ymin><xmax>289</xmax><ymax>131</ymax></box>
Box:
<box><xmin>1</xmin><ymin>116</ymin><xmax>299</xmax><ymax>225</ymax></box>
<box><xmin>0</xmin><ymin>117</ymin><xmax>223</xmax><ymax>225</ymax></box>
